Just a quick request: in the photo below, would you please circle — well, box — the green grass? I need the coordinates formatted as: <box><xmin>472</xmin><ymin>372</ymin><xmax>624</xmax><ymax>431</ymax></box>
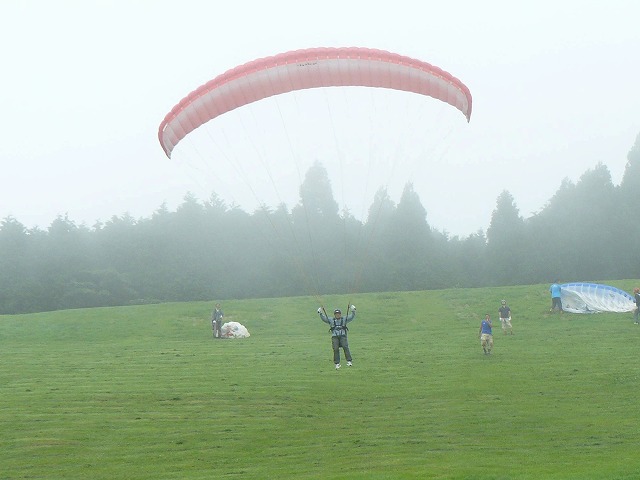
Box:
<box><xmin>2</xmin><ymin>281</ymin><xmax>640</xmax><ymax>479</ymax></box>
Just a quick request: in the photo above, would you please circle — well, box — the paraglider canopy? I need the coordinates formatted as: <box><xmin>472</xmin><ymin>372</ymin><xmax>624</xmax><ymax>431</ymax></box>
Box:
<box><xmin>561</xmin><ymin>283</ymin><xmax>636</xmax><ymax>314</ymax></box>
<box><xmin>156</xmin><ymin>47</ymin><xmax>473</xmax><ymax>299</ymax></box>
<box><xmin>220</xmin><ymin>321</ymin><xmax>250</xmax><ymax>338</ymax></box>
<box><xmin>158</xmin><ymin>47</ymin><xmax>472</xmax><ymax>158</ymax></box>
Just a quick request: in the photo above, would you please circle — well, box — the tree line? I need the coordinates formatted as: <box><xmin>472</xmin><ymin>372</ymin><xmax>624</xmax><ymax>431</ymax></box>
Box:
<box><xmin>1</xmin><ymin>134</ymin><xmax>638</xmax><ymax>314</ymax></box>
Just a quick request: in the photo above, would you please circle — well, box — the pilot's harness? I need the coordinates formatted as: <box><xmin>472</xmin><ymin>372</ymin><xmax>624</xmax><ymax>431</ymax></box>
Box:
<box><xmin>329</xmin><ymin>316</ymin><xmax>348</xmax><ymax>334</ymax></box>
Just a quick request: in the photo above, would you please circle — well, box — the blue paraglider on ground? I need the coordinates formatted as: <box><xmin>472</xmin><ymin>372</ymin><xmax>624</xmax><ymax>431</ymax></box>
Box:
<box><xmin>560</xmin><ymin>283</ymin><xmax>636</xmax><ymax>313</ymax></box>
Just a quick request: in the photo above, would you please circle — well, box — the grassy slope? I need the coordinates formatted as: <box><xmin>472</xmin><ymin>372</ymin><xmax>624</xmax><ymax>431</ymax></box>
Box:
<box><xmin>1</xmin><ymin>281</ymin><xmax>639</xmax><ymax>479</ymax></box>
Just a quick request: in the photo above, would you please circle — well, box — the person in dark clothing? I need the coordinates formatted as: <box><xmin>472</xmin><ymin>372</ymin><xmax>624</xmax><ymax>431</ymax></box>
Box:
<box><xmin>634</xmin><ymin>288</ymin><xmax>640</xmax><ymax>325</ymax></box>
<box><xmin>211</xmin><ymin>303</ymin><xmax>224</xmax><ymax>338</ymax></box>
<box><xmin>498</xmin><ymin>300</ymin><xmax>513</xmax><ymax>335</ymax></box>
<box><xmin>318</xmin><ymin>305</ymin><xmax>356</xmax><ymax>369</ymax></box>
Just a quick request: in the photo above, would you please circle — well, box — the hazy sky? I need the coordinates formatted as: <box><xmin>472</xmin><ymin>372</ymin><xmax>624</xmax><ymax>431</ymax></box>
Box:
<box><xmin>2</xmin><ymin>0</ymin><xmax>639</xmax><ymax>237</ymax></box>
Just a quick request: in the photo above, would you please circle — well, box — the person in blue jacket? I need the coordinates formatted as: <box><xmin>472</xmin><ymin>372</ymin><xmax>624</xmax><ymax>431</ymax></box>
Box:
<box><xmin>478</xmin><ymin>314</ymin><xmax>493</xmax><ymax>355</ymax></box>
<box><xmin>549</xmin><ymin>281</ymin><xmax>563</xmax><ymax>312</ymax></box>
<box><xmin>318</xmin><ymin>305</ymin><xmax>356</xmax><ymax>369</ymax></box>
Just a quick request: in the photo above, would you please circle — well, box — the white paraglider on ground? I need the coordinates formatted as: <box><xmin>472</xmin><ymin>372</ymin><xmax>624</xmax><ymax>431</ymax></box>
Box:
<box><xmin>220</xmin><ymin>321</ymin><xmax>251</xmax><ymax>338</ymax></box>
<box><xmin>560</xmin><ymin>283</ymin><xmax>636</xmax><ymax>314</ymax></box>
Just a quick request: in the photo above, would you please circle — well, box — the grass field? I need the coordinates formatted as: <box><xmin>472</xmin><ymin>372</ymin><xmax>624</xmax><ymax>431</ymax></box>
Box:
<box><xmin>2</xmin><ymin>281</ymin><xmax>640</xmax><ymax>479</ymax></box>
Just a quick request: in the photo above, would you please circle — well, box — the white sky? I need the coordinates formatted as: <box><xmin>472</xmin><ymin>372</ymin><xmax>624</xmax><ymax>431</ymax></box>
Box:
<box><xmin>1</xmin><ymin>0</ymin><xmax>639</xmax><ymax>237</ymax></box>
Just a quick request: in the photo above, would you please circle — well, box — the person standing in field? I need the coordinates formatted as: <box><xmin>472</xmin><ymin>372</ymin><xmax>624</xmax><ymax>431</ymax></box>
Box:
<box><xmin>478</xmin><ymin>314</ymin><xmax>493</xmax><ymax>355</ymax></box>
<box><xmin>211</xmin><ymin>303</ymin><xmax>224</xmax><ymax>339</ymax></box>
<box><xmin>549</xmin><ymin>281</ymin><xmax>563</xmax><ymax>312</ymax></box>
<box><xmin>499</xmin><ymin>299</ymin><xmax>513</xmax><ymax>335</ymax></box>
<box><xmin>318</xmin><ymin>305</ymin><xmax>356</xmax><ymax>369</ymax></box>
<box><xmin>634</xmin><ymin>288</ymin><xmax>640</xmax><ymax>325</ymax></box>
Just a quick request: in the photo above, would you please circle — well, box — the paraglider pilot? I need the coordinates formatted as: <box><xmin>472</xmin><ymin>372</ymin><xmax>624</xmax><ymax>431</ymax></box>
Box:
<box><xmin>634</xmin><ymin>288</ymin><xmax>640</xmax><ymax>325</ymax></box>
<box><xmin>318</xmin><ymin>305</ymin><xmax>356</xmax><ymax>369</ymax></box>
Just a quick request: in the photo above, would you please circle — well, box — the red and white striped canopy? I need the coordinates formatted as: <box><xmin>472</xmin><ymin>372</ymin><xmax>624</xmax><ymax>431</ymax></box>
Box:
<box><xmin>158</xmin><ymin>47</ymin><xmax>472</xmax><ymax>158</ymax></box>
